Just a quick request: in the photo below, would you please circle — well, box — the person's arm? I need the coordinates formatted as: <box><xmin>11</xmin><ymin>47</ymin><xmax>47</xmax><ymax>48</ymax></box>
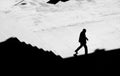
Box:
<box><xmin>86</xmin><ymin>37</ymin><xmax>88</xmax><ymax>41</ymax></box>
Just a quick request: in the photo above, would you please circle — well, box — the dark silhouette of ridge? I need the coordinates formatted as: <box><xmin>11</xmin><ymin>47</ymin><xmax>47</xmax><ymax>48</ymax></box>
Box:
<box><xmin>0</xmin><ymin>37</ymin><xmax>120</xmax><ymax>73</ymax></box>
<box><xmin>64</xmin><ymin>48</ymin><xmax>120</xmax><ymax>72</ymax></box>
<box><xmin>47</xmin><ymin>0</ymin><xmax>69</xmax><ymax>4</ymax></box>
<box><xmin>47</xmin><ymin>0</ymin><xmax>60</xmax><ymax>4</ymax></box>
<box><xmin>0</xmin><ymin>37</ymin><xmax>62</xmax><ymax>63</ymax></box>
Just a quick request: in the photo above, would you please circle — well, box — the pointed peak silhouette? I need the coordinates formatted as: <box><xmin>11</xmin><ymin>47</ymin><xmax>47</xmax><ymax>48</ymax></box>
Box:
<box><xmin>0</xmin><ymin>37</ymin><xmax>62</xmax><ymax>63</ymax></box>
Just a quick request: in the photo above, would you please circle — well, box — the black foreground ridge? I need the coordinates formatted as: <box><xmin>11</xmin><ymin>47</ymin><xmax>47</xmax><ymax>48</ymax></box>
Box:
<box><xmin>0</xmin><ymin>37</ymin><xmax>120</xmax><ymax>72</ymax></box>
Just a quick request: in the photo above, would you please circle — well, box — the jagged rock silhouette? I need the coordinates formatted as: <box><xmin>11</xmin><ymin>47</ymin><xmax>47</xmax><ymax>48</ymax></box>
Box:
<box><xmin>0</xmin><ymin>37</ymin><xmax>119</xmax><ymax>73</ymax></box>
<box><xmin>0</xmin><ymin>37</ymin><xmax>62</xmax><ymax>63</ymax></box>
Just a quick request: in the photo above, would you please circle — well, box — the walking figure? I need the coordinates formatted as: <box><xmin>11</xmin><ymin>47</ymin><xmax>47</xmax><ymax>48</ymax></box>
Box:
<box><xmin>74</xmin><ymin>29</ymin><xmax>88</xmax><ymax>56</ymax></box>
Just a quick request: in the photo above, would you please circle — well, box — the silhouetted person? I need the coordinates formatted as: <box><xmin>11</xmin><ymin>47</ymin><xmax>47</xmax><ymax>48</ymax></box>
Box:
<box><xmin>74</xmin><ymin>29</ymin><xmax>88</xmax><ymax>56</ymax></box>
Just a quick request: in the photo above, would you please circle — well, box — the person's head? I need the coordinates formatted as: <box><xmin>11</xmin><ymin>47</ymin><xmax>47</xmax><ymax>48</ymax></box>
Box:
<box><xmin>82</xmin><ymin>29</ymin><xmax>86</xmax><ymax>32</ymax></box>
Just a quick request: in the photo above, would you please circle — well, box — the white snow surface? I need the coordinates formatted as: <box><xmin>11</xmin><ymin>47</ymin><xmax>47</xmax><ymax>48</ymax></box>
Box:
<box><xmin>0</xmin><ymin>0</ymin><xmax>120</xmax><ymax>58</ymax></box>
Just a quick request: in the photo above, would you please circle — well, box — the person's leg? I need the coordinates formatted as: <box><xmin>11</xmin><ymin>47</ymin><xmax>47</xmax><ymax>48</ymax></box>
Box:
<box><xmin>84</xmin><ymin>44</ymin><xmax>88</xmax><ymax>55</ymax></box>
<box><xmin>75</xmin><ymin>44</ymin><xmax>83</xmax><ymax>55</ymax></box>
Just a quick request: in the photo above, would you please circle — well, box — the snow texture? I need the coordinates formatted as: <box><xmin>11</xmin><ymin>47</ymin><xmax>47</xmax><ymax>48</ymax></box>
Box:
<box><xmin>0</xmin><ymin>0</ymin><xmax>120</xmax><ymax>58</ymax></box>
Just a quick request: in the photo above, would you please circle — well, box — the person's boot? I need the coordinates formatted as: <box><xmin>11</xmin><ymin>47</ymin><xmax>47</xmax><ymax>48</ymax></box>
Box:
<box><xmin>74</xmin><ymin>52</ymin><xmax>78</xmax><ymax>57</ymax></box>
<box><xmin>74</xmin><ymin>54</ymin><xmax>77</xmax><ymax>57</ymax></box>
